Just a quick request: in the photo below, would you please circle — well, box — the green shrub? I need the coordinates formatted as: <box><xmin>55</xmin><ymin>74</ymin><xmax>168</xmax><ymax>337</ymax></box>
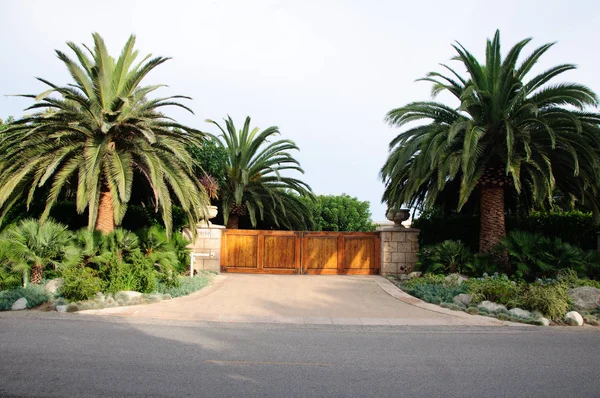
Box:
<box><xmin>414</xmin><ymin>210</ymin><xmax>598</xmax><ymax>252</ymax></box>
<box><xmin>156</xmin><ymin>274</ymin><xmax>212</xmax><ymax>298</ymax></box>
<box><xmin>0</xmin><ymin>285</ymin><xmax>52</xmax><ymax>310</ymax></box>
<box><xmin>520</xmin><ymin>282</ymin><xmax>571</xmax><ymax>320</ymax></box>
<box><xmin>466</xmin><ymin>274</ymin><xmax>524</xmax><ymax>307</ymax></box>
<box><xmin>60</xmin><ymin>267</ymin><xmax>104</xmax><ymax>301</ymax></box>
<box><xmin>0</xmin><ymin>267</ymin><xmax>21</xmax><ymax>291</ymax></box>
<box><xmin>417</xmin><ymin>240</ymin><xmax>474</xmax><ymax>275</ymax></box>
<box><xmin>499</xmin><ymin>231</ymin><xmax>598</xmax><ymax>280</ymax></box>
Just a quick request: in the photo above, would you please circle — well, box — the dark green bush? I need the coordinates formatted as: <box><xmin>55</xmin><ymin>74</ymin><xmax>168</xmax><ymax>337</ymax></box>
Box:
<box><xmin>414</xmin><ymin>210</ymin><xmax>598</xmax><ymax>251</ymax></box>
<box><xmin>60</xmin><ymin>267</ymin><xmax>104</xmax><ymax>301</ymax></box>
<box><xmin>0</xmin><ymin>285</ymin><xmax>52</xmax><ymax>310</ymax></box>
<box><xmin>417</xmin><ymin>240</ymin><xmax>474</xmax><ymax>275</ymax></box>
<box><xmin>466</xmin><ymin>274</ymin><xmax>524</xmax><ymax>307</ymax></box>
<box><xmin>500</xmin><ymin>231</ymin><xmax>598</xmax><ymax>280</ymax></box>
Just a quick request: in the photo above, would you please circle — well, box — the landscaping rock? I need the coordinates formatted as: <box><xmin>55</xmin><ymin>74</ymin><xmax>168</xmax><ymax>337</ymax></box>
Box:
<box><xmin>55</xmin><ymin>305</ymin><xmax>68</xmax><ymax>313</ymax></box>
<box><xmin>564</xmin><ymin>311</ymin><xmax>584</xmax><ymax>326</ymax></box>
<box><xmin>508</xmin><ymin>308</ymin><xmax>531</xmax><ymax>319</ymax></box>
<box><xmin>445</xmin><ymin>274</ymin><xmax>468</xmax><ymax>285</ymax></box>
<box><xmin>407</xmin><ymin>272</ymin><xmax>422</xmax><ymax>279</ymax></box>
<box><xmin>116</xmin><ymin>291</ymin><xmax>142</xmax><ymax>301</ymax></box>
<box><xmin>567</xmin><ymin>287</ymin><xmax>600</xmax><ymax>311</ymax></box>
<box><xmin>538</xmin><ymin>317</ymin><xmax>550</xmax><ymax>326</ymax></box>
<box><xmin>453</xmin><ymin>294</ymin><xmax>473</xmax><ymax>306</ymax></box>
<box><xmin>44</xmin><ymin>278</ymin><xmax>63</xmax><ymax>294</ymax></box>
<box><xmin>11</xmin><ymin>298</ymin><xmax>27</xmax><ymax>311</ymax></box>
<box><xmin>477</xmin><ymin>301</ymin><xmax>507</xmax><ymax>313</ymax></box>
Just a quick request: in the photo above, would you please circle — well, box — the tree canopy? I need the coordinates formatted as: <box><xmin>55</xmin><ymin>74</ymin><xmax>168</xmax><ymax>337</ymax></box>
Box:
<box><xmin>381</xmin><ymin>30</ymin><xmax>600</xmax><ymax>251</ymax></box>
<box><xmin>0</xmin><ymin>34</ymin><xmax>209</xmax><ymax>236</ymax></box>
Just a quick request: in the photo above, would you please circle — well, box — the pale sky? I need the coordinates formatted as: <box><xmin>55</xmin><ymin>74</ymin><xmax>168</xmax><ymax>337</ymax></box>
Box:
<box><xmin>1</xmin><ymin>0</ymin><xmax>599</xmax><ymax>220</ymax></box>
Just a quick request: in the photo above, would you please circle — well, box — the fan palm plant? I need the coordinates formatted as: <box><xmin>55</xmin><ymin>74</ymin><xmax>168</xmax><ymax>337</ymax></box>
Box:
<box><xmin>381</xmin><ymin>30</ymin><xmax>600</xmax><ymax>252</ymax></box>
<box><xmin>207</xmin><ymin>116</ymin><xmax>314</xmax><ymax>229</ymax></box>
<box><xmin>0</xmin><ymin>219</ymin><xmax>71</xmax><ymax>286</ymax></box>
<box><xmin>0</xmin><ymin>33</ymin><xmax>209</xmax><ymax>236</ymax></box>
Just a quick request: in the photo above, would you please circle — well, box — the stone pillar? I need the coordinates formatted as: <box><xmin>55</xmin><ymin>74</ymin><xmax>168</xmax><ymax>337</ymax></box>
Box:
<box><xmin>378</xmin><ymin>227</ymin><xmax>420</xmax><ymax>276</ymax></box>
<box><xmin>183</xmin><ymin>225</ymin><xmax>224</xmax><ymax>273</ymax></box>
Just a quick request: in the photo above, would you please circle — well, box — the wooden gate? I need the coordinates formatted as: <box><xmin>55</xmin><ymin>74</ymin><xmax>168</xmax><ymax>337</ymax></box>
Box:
<box><xmin>221</xmin><ymin>230</ymin><xmax>380</xmax><ymax>275</ymax></box>
<box><xmin>221</xmin><ymin>230</ymin><xmax>301</xmax><ymax>274</ymax></box>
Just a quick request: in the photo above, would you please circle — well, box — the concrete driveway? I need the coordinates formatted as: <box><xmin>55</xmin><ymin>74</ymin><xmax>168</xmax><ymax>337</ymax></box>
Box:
<box><xmin>82</xmin><ymin>274</ymin><xmax>513</xmax><ymax>326</ymax></box>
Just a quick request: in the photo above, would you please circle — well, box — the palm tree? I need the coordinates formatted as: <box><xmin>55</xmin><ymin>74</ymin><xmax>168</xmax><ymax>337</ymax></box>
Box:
<box><xmin>207</xmin><ymin>116</ymin><xmax>314</xmax><ymax>229</ymax></box>
<box><xmin>0</xmin><ymin>33</ymin><xmax>209</xmax><ymax>236</ymax></box>
<box><xmin>0</xmin><ymin>219</ymin><xmax>71</xmax><ymax>286</ymax></box>
<box><xmin>381</xmin><ymin>30</ymin><xmax>600</xmax><ymax>253</ymax></box>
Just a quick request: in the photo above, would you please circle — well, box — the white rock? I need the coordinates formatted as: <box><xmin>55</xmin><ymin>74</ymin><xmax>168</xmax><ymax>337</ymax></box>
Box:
<box><xmin>44</xmin><ymin>278</ymin><xmax>63</xmax><ymax>294</ymax></box>
<box><xmin>407</xmin><ymin>271</ymin><xmax>422</xmax><ymax>279</ymax></box>
<box><xmin>508</xmin><ymin>308</ymin><xmax>531</xmax><ymax>319</ymax></box>
<box><xmin>538</xmin><ymin>318</ymin><xmax>550</xmax><ymax>326</ymax></box>
<box><xmin>453</xmin><ymin>294</ymin><xmax>473</xmax><ymax>306</ymax></box>
<box><xmin>55</xmin><ymin>305</ymin><xmax>68</xmax><ymax>313</ymax></box>
<box><xmin>477</xmin><ymin>301</ymin><xmax>507</xmax><ymax>313</ymax></box>
<box><xmin>11</xmin><ymin>297</ymin><xmax>27</xmax><ymax>311</ymax></box>
<box><xmin>564</xmin><ymin>311</ymin><xmax>584</xmax><ymax>326</ymax></box>
<box><xmin>568</xmin><ymin>287</ymin><xmax>600</xmax><ymax>311</ymax></box>
<box><xmin>445</xmin><ymin>274</ymin><xmax>469</xmax><ymax>285</ymax></box>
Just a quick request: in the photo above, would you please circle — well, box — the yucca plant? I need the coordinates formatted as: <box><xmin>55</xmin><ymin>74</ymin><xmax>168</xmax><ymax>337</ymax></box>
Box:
<box><xmin>381</xmin><ymin>30</ymin><xmax>600</xmax><ymax>253</ymax></box>
<box><xmin>0</xmin><ymin>33</ymin><xmax>209</xmax><ymax>236</ymax></box>
<box><xmin>0</xmin><ymin>219</ymin><xmax>71</xmax><ymax>286</ymax></box>
<box><xmin>207</xmin><ymin>116</ymin><xmax>314</xmax><ymax>229</ymax></box>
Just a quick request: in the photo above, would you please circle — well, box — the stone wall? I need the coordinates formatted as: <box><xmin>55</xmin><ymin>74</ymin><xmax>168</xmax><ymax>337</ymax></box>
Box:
<box><xmin>378</xmin><ymin>227</ymin><xmax>420</xmax><ymax>275</ymax></box>
<box><xmin>184</xmin><ymin>226</ymin><xmax>224</xmax><ymax>273</ymax></box>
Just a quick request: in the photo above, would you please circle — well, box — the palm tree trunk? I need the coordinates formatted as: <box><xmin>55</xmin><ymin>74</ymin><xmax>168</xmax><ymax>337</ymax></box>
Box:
<box><xmin>226</xmin><ymin>214</ymin><xmax>239</xmax><ymax>229</ymax></box>
<box><xmin>30</xmin><ymin>263</ymin><xmax>43</xmax><ymax>284</ymax></box>
<box><xmin>479</xmin><ymin>186</ymin><xmax>506</xmax><ymax>253</ymax></box>
<box><xmin>95</xmin><ymin>190</ymin><xmax>115</xmax><ymax>234</ymax></box>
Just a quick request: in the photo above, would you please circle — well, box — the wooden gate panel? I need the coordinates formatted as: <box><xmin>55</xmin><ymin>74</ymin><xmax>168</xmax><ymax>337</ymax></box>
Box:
<box><xmin>264</xmin><ymin>236</ymin><xmax>296</xmax><ymax>269</ymax></box>
<box><xmin>224</xmin><ymin>234</ymin><xmax>258</xmax><ymax>268</ymax></box>
<box><xmin>344</xmin><ymin>237</ymin><xmax>374</xmax><ymax>270</ymax></box>
<box><xmin>222</xmin><ymin>230</ymin><xmax>300</xmax><ymax>273</ymax></box>
<box><xmin>304</xmin><ymin>236</ymin><xmax>338</xmax><ymax>273</ymax></box>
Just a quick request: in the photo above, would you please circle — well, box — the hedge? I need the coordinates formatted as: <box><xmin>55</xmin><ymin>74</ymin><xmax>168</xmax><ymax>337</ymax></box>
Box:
<box><xmin>414</xmin><ymin>210</ymin><xmax>598</xmax><ymax>252</ymax></box>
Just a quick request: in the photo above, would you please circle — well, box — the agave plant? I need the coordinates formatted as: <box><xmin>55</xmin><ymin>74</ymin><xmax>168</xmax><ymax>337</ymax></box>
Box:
<box><xmin>0</xmin><ymin>219</ymin><xmax>71</xmax><ymax>286</ymax></box>
<box><xmin>381</xmin><ymin>30</ymin><xmax>600</xmax><ymax>253</ymax></box>
<box><xmin>0</xmin><ymin>33</ymin><xmax>209</xmax><ymax>236</ymax></box>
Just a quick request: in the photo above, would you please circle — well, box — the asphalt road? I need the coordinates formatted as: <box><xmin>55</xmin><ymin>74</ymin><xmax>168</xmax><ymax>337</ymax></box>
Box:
<box><xmin>0</xmin><ymin>312</ymin><xmax>599</xmax><ymax>398</ymax></box>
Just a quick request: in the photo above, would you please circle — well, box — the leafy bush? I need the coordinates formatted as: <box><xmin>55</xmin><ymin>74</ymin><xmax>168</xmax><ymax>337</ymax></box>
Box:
<box><xmin>417</xmin><ymin>240</ymin><xmax>474</xmax><ymax>275</ymax></box>
<box><xmin>0</xmin><ymin>267</ymin><xmax>21</xmax><ymax>291</ymax></box>
<box><xmin>466</xmin><ymin>274</ymin><xmax>524</xmax><ymax>307</ymax></box>
<box><xmin>499</xmin><ymin>231</ymin><xmax>598</xmax><ymax>280</ymax></box>
<box><xmin>156</xmin><ymin>274</ymin><xmax>212</xmax><ymax>298</ymax></box>
<box><xmin>520</xmin><ymin>282</ymin><xmax>571</xmax><ymax>320</ymax></box>
<box><xmin>0</xmin><ymin>285</ymin><xmax>52</xmax><ymax>310</ymax></box>
<box><xmin>60</xmin><ymin>266</ymin><xmax>104</xmax><ymax>301</ymax></box>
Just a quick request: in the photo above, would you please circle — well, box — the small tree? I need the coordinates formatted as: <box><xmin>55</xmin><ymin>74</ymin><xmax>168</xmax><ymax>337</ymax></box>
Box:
<box><xmin>0</xmin><ymin>219</ymin><xmax>71</xmax><ymax>286</ymax></box>
<box><xmin>301</xmin><ymin>194</ymin><xmax>375</xmax><ymax>232</ymax></box>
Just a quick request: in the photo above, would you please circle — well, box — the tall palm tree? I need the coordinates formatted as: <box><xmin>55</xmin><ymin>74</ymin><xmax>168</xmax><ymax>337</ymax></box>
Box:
<box><xmin>0</xmin><ymin>219</ymin><xmax>71</xmax><ymax>286</ymax></box>
<box><xmin>0</xmin><ymin>33</ymin><xmax>209</xmax><ymax>236</ymax></box>
<box><xmin>381</xmin><ymin>30</ymin><xmax>600</xmax><ymax>252</ymax></box>
<box><xmin>207</xmin><ymin>116</ymin><xmax>314</xmax><ymax>229</ymax></box>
